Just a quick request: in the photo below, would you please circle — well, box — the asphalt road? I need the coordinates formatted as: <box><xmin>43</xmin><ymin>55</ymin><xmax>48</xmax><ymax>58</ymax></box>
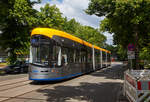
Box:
<box><xmin>0</xmin><ymin>73</ymin><xmax>28</xmax><ymax>82</ymax></box>
<box><xmin>0</xmin><ymin>62</ymin><xmax>129</xmax><ymax>102</ymax></box>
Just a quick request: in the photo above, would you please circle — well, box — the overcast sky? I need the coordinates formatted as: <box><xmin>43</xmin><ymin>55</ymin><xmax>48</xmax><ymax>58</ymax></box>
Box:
<box><xmin>33</xmin><ymin>0</ymin><xmax>113</xmax><ymax>45</ymax></box>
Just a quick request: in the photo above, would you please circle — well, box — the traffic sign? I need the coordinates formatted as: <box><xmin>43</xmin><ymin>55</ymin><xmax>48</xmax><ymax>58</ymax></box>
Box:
<box><xmin>128</xmin><ymin>44</ymin><xmax>135</xmax><ymax>51</ymax></box>
<box><xmin>127</xmin><ymin>51</ymin><xmax>135</xmax><ymax>59</ymax></box>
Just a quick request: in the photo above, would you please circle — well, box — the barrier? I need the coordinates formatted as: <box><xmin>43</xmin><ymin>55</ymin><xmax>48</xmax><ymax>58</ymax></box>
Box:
<box><xmin>124</xmin><ymin>70</ymin><xmax>150</xmax><ymax>102</ymax></box>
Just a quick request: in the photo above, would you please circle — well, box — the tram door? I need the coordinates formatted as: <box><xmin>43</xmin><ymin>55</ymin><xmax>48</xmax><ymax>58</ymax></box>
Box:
<box><xmin>61</xmin><ymin>47</ymin><xmax>70</xmax><ymax>76</ymax></box>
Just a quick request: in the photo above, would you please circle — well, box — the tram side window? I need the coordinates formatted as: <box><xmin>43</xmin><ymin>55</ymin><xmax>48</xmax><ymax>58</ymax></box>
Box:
<box><xmin>79</xmin><ymin>51</ymin><xmax>82</xmax><ymax>63</ymax></box>
<box><xmin>107</xmin><ymin>53</ymin><xmax>109</xmax><ymax>61</ymax></box>
<box><xmin>76</xmin><ymin>49</ymin><xmax>80</xmax><ymax>63</ymax></box>
<box><xmin>81</xmin><ymin>50</ymin><xmax>86</xmax><ymax>63</ymax></box>
<box><xmin>79</xmin><ymin>50</ymin><xmax>82</xmax><ymax>63</ymax></box>
<box><xmin>109</xmin><ymin>54</ymin><xmax>111</xmax><ymax>62</ymax></box>
<box><xmin>98</xmin><ymin>51</ymin><xmax>100</xmax><ymax>64</ymax></box>
<box><xmin>108</xmin><ymin>53</ymin><xmax>111</xmax><ymax>63</ymax></box>
<box><xmin>102</xmin><ymin>51</ymin><xmax>106</xmax><ymax>63</ymax></box>
<box><xmin>87</xmin><ymin>53</ymin><xmax>91</xmax><ymax>63</ymax></box>
<box><xmin>62</xmin><ymin>47</ymin><xmax>69</xmax><ymax>65</ymax></box>
<box><xmin>81</xmin><ymin>51</ymin><xmax>83</xmax><ymax>63</ymax></box>
<box><xmin>94</xmin><ymin>50</ymin><xmax>97</xmax><ymax>64</ymax></box>
<box><xmin>84</xmin><ymin>51</ymin><xmax>87</xmax><ymax>63</ymax></box>
<box><xmin>53</xmin><ymin>46</ymin><xmax>59</xmax><ymax>61</ymax></box>
<box><xmin>95</xmin><ymin>50</ymin><xmax>100</xmax><ymax>64</ymax></box>
<box><xmin>73</xmin><ymin>50</ymin><xmax>76</xmax><ymax>63</ymax></box>
<box><xmin>68</xmin><ymin>48</ymin><xmax>74</xmax><ymax>63</ymax></box>
<box><xmin>99</xmin><ymin>51</ymin><xmax>102</xmax><ymax>64</ymax></box>
<box><xmin>53</xmin><ymin>46</ymin><xmax>62</xmax><ymax>67</ymax></box>
<box><xmin>87</xmin><ymin>50</ymin><xmax>92</xmax><ymax>63</ymax></box>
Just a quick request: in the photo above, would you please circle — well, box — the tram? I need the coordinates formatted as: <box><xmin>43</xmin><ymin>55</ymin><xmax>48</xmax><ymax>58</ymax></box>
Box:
<box><xmin>29</xmin><ymin>28</ymin><xmax>111</xmax><ymax>81</ymax></box>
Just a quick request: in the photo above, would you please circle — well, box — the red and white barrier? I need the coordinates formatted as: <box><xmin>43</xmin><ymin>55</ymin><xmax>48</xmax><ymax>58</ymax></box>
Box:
<box><xmin>124</xmin><ymin>70</ymin><xmax>150</xmax><ymax>102</ymax></box>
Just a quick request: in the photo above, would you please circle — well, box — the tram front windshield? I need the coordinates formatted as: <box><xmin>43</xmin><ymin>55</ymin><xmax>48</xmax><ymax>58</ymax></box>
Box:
<box><xmin>31</xmin><ymin>35</ymin><xmax>51</xmax><ymax>67</ymax></box>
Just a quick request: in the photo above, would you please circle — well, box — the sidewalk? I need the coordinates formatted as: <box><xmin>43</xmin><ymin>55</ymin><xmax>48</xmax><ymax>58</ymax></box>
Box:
<box><xmin>117</xmin><ymin>63</ymin><xmax>129</xmax><ymax>102</ymax></box>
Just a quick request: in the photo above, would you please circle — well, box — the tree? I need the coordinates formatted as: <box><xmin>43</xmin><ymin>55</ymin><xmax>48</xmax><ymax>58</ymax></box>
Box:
<box><xmin>62</xmin><ymin>18</ymin><xmax>106</xmax><ymax>47</ymax></box>
<box><xmin>0</xmin><ymin>0</ymin><xmax>38</xmax><ymax>64</ymax></box>
<box><xmin>62</xmin><ymin>18</ymin><xmax>81</xmax><ymax>34</ymax></box>
<box><xmin>106</xmin><ymin>44</ymin><xmax>127</xmax><ymax>61</ymax></box>
<box><xmin>86</xmin><ymin>0</ymin><xmax>150</xmax><ymax>69</ymax></box>
<box><xmin>140</xmin><ymin>47</ymin><xmax>150</xmax><ymax>63</ymax></box>
<box><xmin>0</xmin><ymin>0</ymin><xmax>107</xmax><ymax>64</ymax></box>
<box><xmin>36</xmin><ymin>3</ymin><xmax>65</xmax><ymax>30</ymax></box>
<box><xmin>75</xmin><ymin>26</ymin><xmax>106</xmax><ymax>47</ymax></box>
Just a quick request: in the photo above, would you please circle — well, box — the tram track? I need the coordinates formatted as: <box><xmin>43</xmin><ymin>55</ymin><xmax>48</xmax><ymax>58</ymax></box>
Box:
<box><xmin>0</xmin><ymin>67</ymin><xmax>111</xmax><ymax>102</ymax></box>
<box><xmin>0</xmin><ymin>77</ymin><xmax>69</xmax><ymax>101</ymax></box>
<box><xmin>0</xmin><ymin>73</ymin><xmax>92</xmax><ymax>102</ymax></box>
<box><xmin>0</xmin><ymin>96</ymin><xmax>46</xmax><ymax>101</ymax></box>
<box><xmin>0</xmin><ymin>79</ymin><xmax>29</xmax><ymax>87</ymax></box>
<box><xmin>0</xmin><ymin>80</ymin><xmax>31</xmax><ymax>92</ymax></box>
<box><xmin>0</xmin><ymin>74</ymin><xmax>28</xmax><ymax>82</ymax></box>
<box><xmin>0</xmin><ymin>81</ymin><xmax>50</xmax><ymax>102</ymax></box>
<box><xmin>0</xmin><ymin>79</ymin><xmax>75</xmax><ymax>102</ymax></box>
<box><xmin>0</xmin><ymin>62</ymin><xmax>126</xmax><ymax>102</ymax></box>
<box><xmin>0</xmin><ymin>84</ymin><xmax>51</xmax><ymax>102</ymax></box>
<box><xmin>0</xmin><ymin>77</ymin><xmax>28</xmax><ymax>87</ymax></box>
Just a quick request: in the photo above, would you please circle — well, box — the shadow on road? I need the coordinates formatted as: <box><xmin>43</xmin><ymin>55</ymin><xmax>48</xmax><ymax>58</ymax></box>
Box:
<box><xmin>37</xmin><ymin>82</ymin><xmax>122</xmax><ymax>102</ymax></box>
<box><xmin>90</xmin><ymin>64</ymin><xmax>128</xmax><ymax>80</ymax></box>
<box><xmin>35</xmin><ymin>63</ymin><xmax>129</xmax><ymax>102</ymax></box>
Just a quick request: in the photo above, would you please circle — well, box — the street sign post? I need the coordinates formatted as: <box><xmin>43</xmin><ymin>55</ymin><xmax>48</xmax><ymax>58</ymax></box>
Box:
<box><xmin>127</xmin><ymin>44</ymin><xmax>135</xmax><ymax>69</ymax></box>
<box><xmin>127</xmin><ymin>51</ymin><xmax>135</xmax><ymax>59</ymax></box>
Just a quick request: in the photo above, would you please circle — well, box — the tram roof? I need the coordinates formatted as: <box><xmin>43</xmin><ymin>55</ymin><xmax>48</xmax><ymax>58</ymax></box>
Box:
<box><xmin>31</xmin><ymin>28</ymin><xmax>111</xmax><ymax>53</ymax></box>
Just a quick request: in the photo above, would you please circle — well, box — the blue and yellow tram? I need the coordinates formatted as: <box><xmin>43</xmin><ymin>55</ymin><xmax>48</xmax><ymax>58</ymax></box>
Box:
<box><xmin>29</xmin><ymin>28</ymin><xmax>111</xmax><ymax>81</ymax></box>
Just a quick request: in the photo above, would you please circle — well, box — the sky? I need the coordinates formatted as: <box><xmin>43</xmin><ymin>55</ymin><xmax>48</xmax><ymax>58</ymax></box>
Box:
<box><xmin>33</xmin><ymin>0</ymin><xmax>113</xmax><ymax>45</ymax></box>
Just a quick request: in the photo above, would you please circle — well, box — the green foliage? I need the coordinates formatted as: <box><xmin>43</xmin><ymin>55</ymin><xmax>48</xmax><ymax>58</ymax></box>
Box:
<box><xmin>61</xmin><ymin>18</ymin><xmax>106</xmax><ymax>47</ymax></box>
<box><xmin>61</xmin><ymin>18</ymin><xmax>107</xmax><ymax>47</ymax></box>
<box><xmin>36</xmin><ymin>3</ymin><xmax>65</xmax><ymax>29</ymax></box>
<box><xmin>86</xmin><ymin>0</ymin><xmax>150</xmax><ymax>68</ymax></box>
<box><xmin>0</xmin><ymin>0</ymin><xmax>37</xmax><ymax>64</ymax></box>
<box><xmin>106</xmin><ymin>44</ymin><xmax>127</xmax><ymax>61</ymax></box>
<box><xmin>62</xmin><ymin>18</ymin><xmax>80</xmax><ymax>34</ymax></box>
<box><xmin>0</xmin><ymin>1</ymin><xmax>108</xmax><ymax>64</ymax></box>
<box><xmin>140</xmin><ymin>47</ymin><xmax>150</xmax><ymax>62</ymax></box>
<box><xmin>75</xmin><ymin>26</ymin><xmax>106</xmax><ymax>47</ymax></box>
<box><xmin>86</xmin><ymin>0</ymin><xmax>150</xmax><ymax>48</ymax></box>
<box><xmin>117</xmin><ymin>45</ymin><xmax>127</xmax><ymax>61</ymax></box>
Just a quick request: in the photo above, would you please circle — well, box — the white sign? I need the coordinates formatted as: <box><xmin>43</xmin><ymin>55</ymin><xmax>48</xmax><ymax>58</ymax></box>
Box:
<box><xmin>127</xmin><ymin>51</ymin><xmax>135</xmax><ymax>59</ymax></box>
